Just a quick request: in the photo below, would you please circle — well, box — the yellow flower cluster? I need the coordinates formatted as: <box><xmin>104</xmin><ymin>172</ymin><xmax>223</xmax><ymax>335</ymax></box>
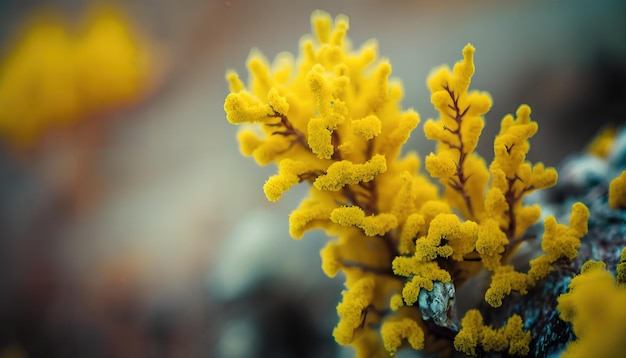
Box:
<box><xmin>0</xmin><ymin>5</ymin><xmax>152</xmax><ymax>146</ymax></box>
<box><xmin>225</xmin><ymin>12</ymin><xmax>429</xmax><ymax>355</ymax></box>
<box><xmin>454</xmin><ymin>309</ymin><xmax>530</xmax><ymax>357</ymax></box>
<box><xmin>399</xmin><ymin>45</ymin><xmax>589</xmax><ymax>311</ymax></box>
<box><xmin>557</xmin><ymin>259</ymin><xmax>626</xmax><ymax>357</ymax></box>
<box><xmin>423</xmin><ymin>45</ymin><xmax>491</xmax><ymax>221</ymax></box>
<box><xmin>526</xmin><ymin>203</ymin><xmax>589</xmax><ymax>281</ymax></box>
<box><xmin>224</xmin><ymin>10</ymin><xmax>596</xmax><ymax>357</ymax></box>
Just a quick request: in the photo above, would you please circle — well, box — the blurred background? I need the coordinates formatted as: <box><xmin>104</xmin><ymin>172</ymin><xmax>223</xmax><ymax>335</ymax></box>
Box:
<box><xmin>0</xmin><ymin>0</ymin><xmax>624</xmax><ymax>357</ymax></box>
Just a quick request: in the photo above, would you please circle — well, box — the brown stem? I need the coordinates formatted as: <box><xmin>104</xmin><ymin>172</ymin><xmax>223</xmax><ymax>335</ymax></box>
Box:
<box><xmin>503</xmin><ymin>176</ymin><xmax>519</xmax><ymax>239</ymax></box>
<box><xmin>359</xmin><ymin>305</ymin><xmax>389</xmax><ymax>330</ymax></box>
<box><xmin>503</xmin><ymin>175</ymin><xmax>535</xmax><ymax>240</ymax></box>
<box><xmin>505</xmin><ymin>234</ymin><xmax>535</xmax><ymax>254</ymax></box>
<box><xmin>268</xmin><ymin>107</ymin><xmax>307</xmax><ymax>150</ymax></box>
<box><xmin>341</xmin><ymin>182</ymin><xmax>398</xmax><ymax>258</ymax></box>
<box><xmin>442</xmin><ymin>84</ymin><xmax>474</xmax><ymax>218</ymax></box>
<box><xmin>331</xmin><ymin>131</ymin><xmax>342</xmax><ymax>160</ymax></box>
<box><xmin>298</xmin><ymin>170</ymin><xmax>326</xmax><ymax>182</ymax></box>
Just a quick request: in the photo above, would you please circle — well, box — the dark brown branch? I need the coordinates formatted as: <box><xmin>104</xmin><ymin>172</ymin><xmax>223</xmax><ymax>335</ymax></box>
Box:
<box><xmin>359</xmin><ymin>305</ymin><xmax>389</xmax><ymax>330</ymax></box>
<box><xmin>381</xmin><ymin>232</ymin><xmax>399</xmax><ymax>259</ymax></box>
<box><xmin>331</xmin><ymin>131</ymin><xmax>342</xmax><ymax>160</ymax></box>
<box><xmin>505</xmin><ymin>234</ymin><xmax>536</xmax><ymax>253</ymax></box>
<box><xmin>503</xmin><ymin>174</ymin><xmax>536</xmax><ymax>240</ymax></box>
<box><xmin>341</xmin><ymin>184</ymin><xmax>399</xmax><ymax>259</ymax></box>
<box><xmin>267</xmin><ymin>107</ymin><xmax>307</xmax><ymax>150</ymax></box>
<box><xmin>442</xmin><ymin>84</ymin><xmax>474</xmax><ymax>218</ymax></box>
<box><xmin>297</xmin><ymin>171</ymin><xmax>325</xmax><ymax>182</ymax></box>
<box><xmin>503</xmin><ymin>176</ymin><xmax>519</xmax><ymax>239</ymax></box>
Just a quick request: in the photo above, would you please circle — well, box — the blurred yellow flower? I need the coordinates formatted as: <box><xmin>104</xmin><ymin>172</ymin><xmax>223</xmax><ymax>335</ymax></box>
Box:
<box><xmin>0</xmin><ymin>5</ymin><xmax>152</xmax><ymax>147</ymax></box>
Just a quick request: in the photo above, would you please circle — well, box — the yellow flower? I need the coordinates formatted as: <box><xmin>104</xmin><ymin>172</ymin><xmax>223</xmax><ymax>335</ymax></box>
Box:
<box><xmin>454</xmin><ymin>309</ymin><xmax>530</xmax><ymax>357</ymax></box>
<box><xmin>488</xmin><ymin>105</ymin><xmax>557</xmax><ymax>239</ymax></box>
<box><xmin>226</xmin><ymin>10</ymin><xmax>590</xmax><ymax>358</ymax></box>
<box><xmin>608</xmin><ymin>170</ymin><xmax>626</xmax><ymax>209</ymax></box>
<box><xmin>424</xmin><ymin>44</ymin><xmax>491</xmax><ymax>221</ymax></box>
<box><xmin>558</xmin><ymin>264</ymin><xmax>626</xmax><ymax>357</ymax></box>
<box><xmin>0</xmin><ymin>5</ymin><xmax>152</xmax><ymax>147</ymax></box>
<box><xmin>586</xmin><ymin>126</ymin><xmax>616</xmax><ymax>158</ymax></box>
<box><xmin>333</xmin><ymin>276</ymin><xmax>376</xmax><ymax>345</ymax></box>
<box><xmin>381</xmin><ymin>317</ymin><xmax>425</xmax><ymax>355</ymax></box>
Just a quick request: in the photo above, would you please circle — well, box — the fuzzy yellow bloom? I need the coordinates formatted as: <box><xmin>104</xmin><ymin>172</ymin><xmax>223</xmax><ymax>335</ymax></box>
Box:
<box><xmin>558</xmin><ymin>266</ymin><xmax>626</xmax><ymax>357</ymax></box>
<box><xmin>224</xmin><ymin>92</ymin><xmax>274</xmax><ymax>124</ymax></box>
<box><xmin>352</xmin><ymin>114</ymin><xmax>383</xmax><ymax>140</ymax></box>
<box><xmin>334</xmin><ymin>276</ymin><xmax>376</xmax><ymax>345</ymax></box>
<box><xmin>586</xmin><ymin>126</ymin><xmax>616</xmax><ymax>158</ymax></box>
<box><xmin>75</xmin><ymin>6</ymin><xmax>151</xmax><ymax>111</ymax></box>
<box><xmin>0</xmin><ymin>5</ymin><xmax>152</xmax><ymax>146</ymax></box>
<box><xmin>398</xmin><ymin>213</ymin><xmax>425</xmax><ymax>255</ymax></box>
<box><xmin>492</xmin><ymin>105</ymin><xmax>537</xmax><ymax>178</ymax></box>
<box><xmin>541</xmin><ymin>202</ymin><xmax>589</xmax><ymax>261</ymax></box>
<box><xmin>330</xmin><ymin>206</ymin><xmax>397</xmax><ymax>236</ymax></box>
<box><xmin>381</xmin><ymin>317</ymin><xmax>425</xmax><ymax>355</ymax></box>
<box><xmin>389</xmin><ymin>172</ymin><xmax>418</xmax><ymax>223</ymax></box>
<box><xmin>389</xmin><ymin>293</ymin><xmax>404</xmax><ymax>312</ymax></box>
<box><xmin>314</xmin><ymin>154</ymin><xmax>387</xmax><ymax>191</ymax></box>
<box><xmin>288</xmin><ymin>190</ymin><xmax>338</xmax><ymax>239</ymax></box>
<box><xmin>489</xmin><ymin>105</ymin><xmax>557</xmax><ymax>239</ymax></box>
<box><xmin>608</xmin><ymin>170</ymin><xmax>626</xmax><ymax>209</ymax></box>
<box><xmin>527</xmin><ymin>255</ymin><xmax>553</xmax><ymax>282</ymax></box>
<box><xmin>484</xmin><ymin>265</ymin><xmax>530</xmax><ymax>308</ymax></box>
<box><xmin>475</xmin><ymin>218</ymin><xmax>508</xmax><ymax>271</ymax></box>
<box><xmin>527</xmin><ymin>203</ymin><xmax>589</xmax><ymax>283</ymax></box>
<box><xmin>580</xmin><ymin>260</ymin><xmax>606</xmax><ymax>274</ymax></box>
<box><xmin>414</xmin><ymin>214</ymin><xmax>460</xmax><ymax>261</ymax></box>
<box><xmin>455</xmin><ymin>309</ymin><xmax>529</xmax><ymax>356</ymax></box>
<box><xmin>454</xmin><ymin>309</ymin><xmax>483</xmax><ymax>357</ymax></box>
<box><xmin>263</xmin><ymin>159</ymin><xmax>310</xmax><ymax>201</ymax></box>
<box><xmin>392</xmin><ymin>259</ymin><xmax>451</xmax><ymax>305</ymax></box>
<box><xmin>320</xmin><ymin>242</ymin><xmax>342</xmax><ymax>277</ymax></box>
<box><xmin>503</xmin><ymin>315</ymin><xmax>531</xmax><ymax>356</ymax></box>
<box><xmin>481</xmin><ymin>327</ymin><xmax>509</xmax><ymax>353</ymax></box>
